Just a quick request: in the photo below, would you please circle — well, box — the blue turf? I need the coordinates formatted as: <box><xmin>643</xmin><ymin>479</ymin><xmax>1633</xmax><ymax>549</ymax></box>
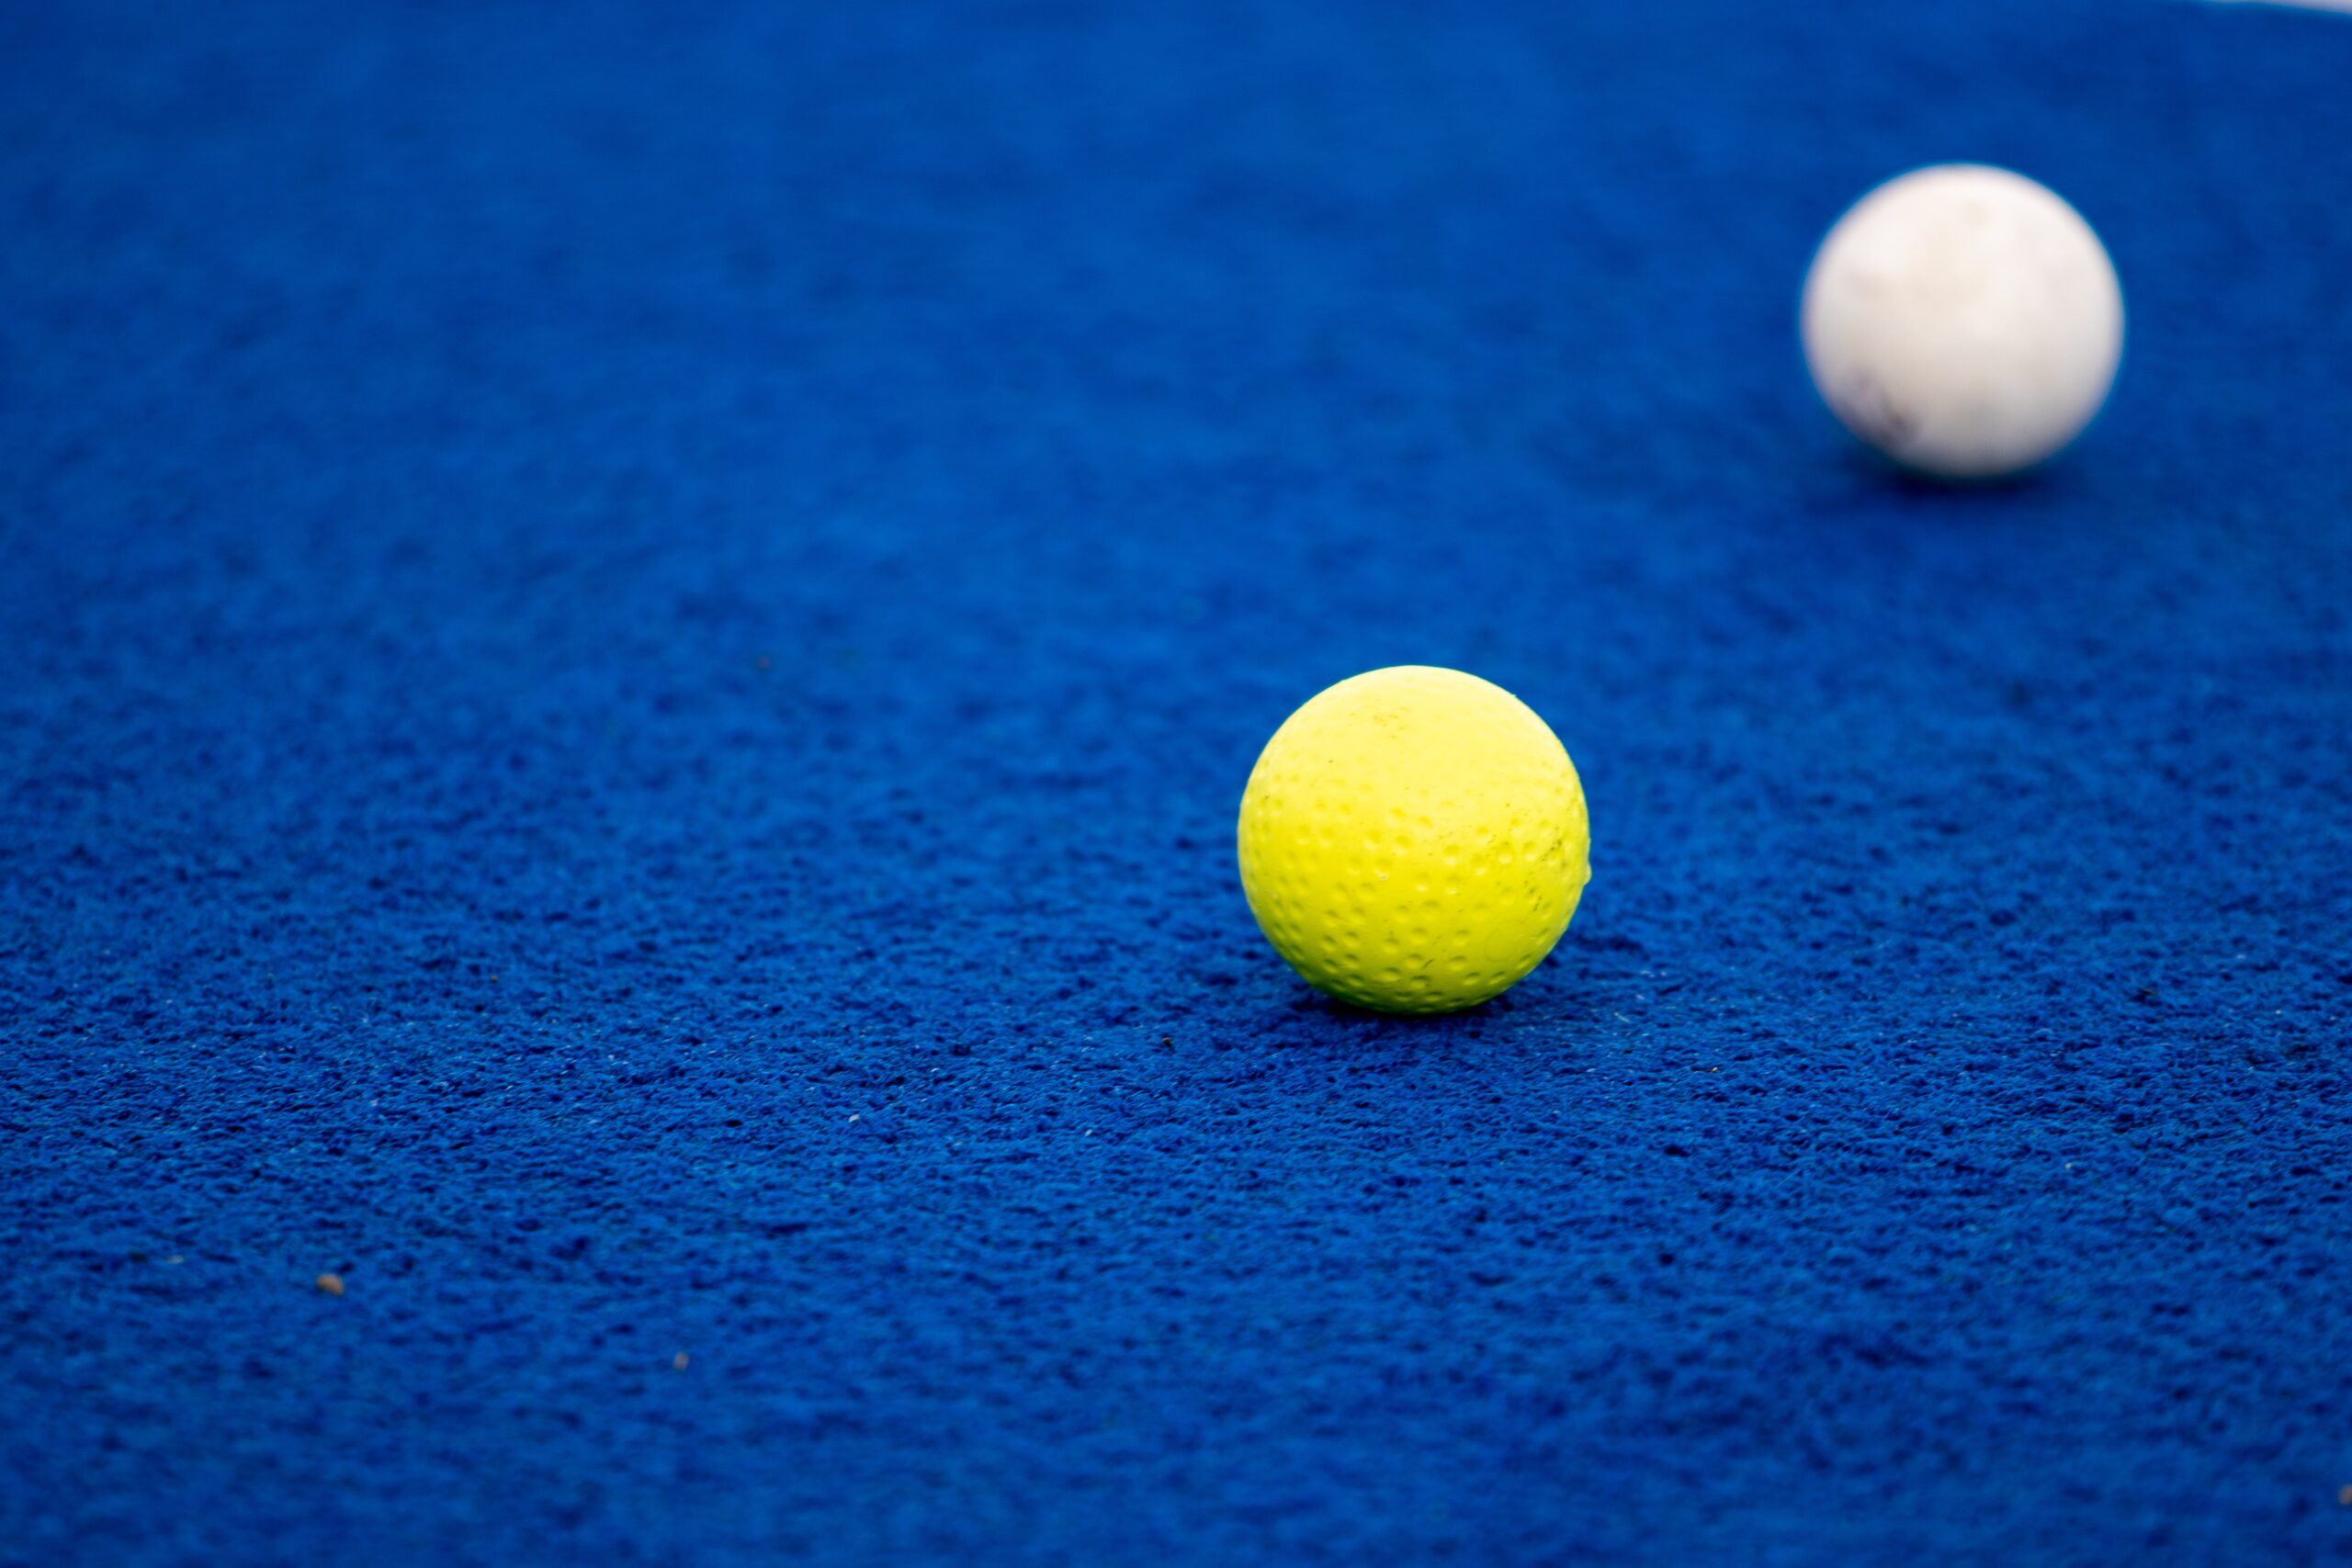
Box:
<box><xmin>5</xmin><ymin>1</ymin><xmax>2351</xmax><ymax>1562</ymax></box>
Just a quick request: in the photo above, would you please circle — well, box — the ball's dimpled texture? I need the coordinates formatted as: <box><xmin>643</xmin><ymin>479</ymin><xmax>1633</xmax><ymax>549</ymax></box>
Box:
<box><xmin>1802</xmin><ymin>164</ymin><xmax>2124</xmax><ymax>479</ymax></box>
<box><xmin>1237</xmin><ymin>666</ymin><xmax>1590</xmax><ymax>1014</ymax></box>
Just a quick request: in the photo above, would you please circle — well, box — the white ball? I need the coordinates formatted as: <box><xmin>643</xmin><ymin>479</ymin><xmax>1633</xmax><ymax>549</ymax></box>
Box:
<box><xmin>1801</xmin><ymin>164</ymin><xmax>2124</xmax><ymax>479</ymax></box>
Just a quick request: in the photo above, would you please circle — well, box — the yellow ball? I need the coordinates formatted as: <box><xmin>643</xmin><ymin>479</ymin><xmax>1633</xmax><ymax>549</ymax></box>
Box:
<box><xmin>1236</xmin><ymin>666</ymin><xmax>1591</xmax><ymax>1014</ymax></box>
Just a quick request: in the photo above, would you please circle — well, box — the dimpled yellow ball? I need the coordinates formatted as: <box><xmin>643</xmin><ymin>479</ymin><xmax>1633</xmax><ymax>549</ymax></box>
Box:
<box><xmin>1237</xmin><ymin>666</ymin><xmax>1590</xmax><ymax>1014</ymax></box>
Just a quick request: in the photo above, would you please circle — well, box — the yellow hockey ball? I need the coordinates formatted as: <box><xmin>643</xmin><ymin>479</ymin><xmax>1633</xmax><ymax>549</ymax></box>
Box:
<box><xmin>1236</xmin><ymin>666</ymin><xmax>1590</xmax><ymax>1014</ymax></box>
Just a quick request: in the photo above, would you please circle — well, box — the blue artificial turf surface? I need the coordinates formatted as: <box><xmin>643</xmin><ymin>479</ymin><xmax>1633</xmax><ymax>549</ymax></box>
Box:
<box><xmin>6</xmin><ymin>0</ymin><xmax>2352</xmax><ymax>1562</ymax></box>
